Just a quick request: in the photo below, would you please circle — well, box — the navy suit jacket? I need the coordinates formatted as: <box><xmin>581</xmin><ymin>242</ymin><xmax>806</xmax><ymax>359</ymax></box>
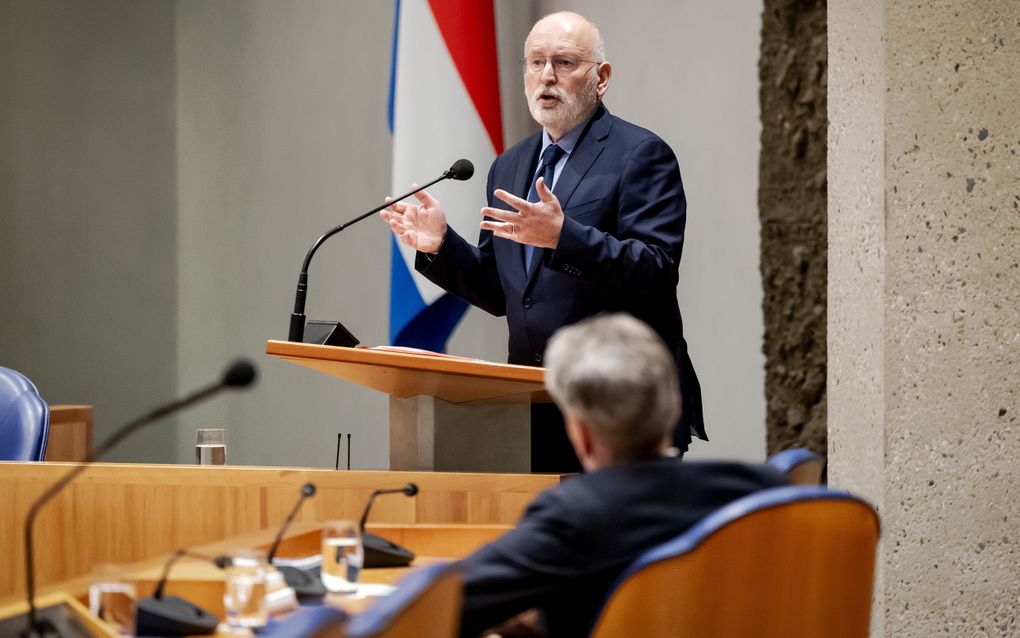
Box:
<box><xmin>417</xmin><ymin>104</ymin><xmax>705</xmax><ymax>444</ymax></box>
<box><xmin>456</xmin><ymin>459</ymin><xmax>787</xmax><ymax>637</ymax></box>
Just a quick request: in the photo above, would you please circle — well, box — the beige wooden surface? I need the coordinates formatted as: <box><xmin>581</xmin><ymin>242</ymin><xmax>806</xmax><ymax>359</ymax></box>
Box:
<box><xmin>0</xmin><ymin>462</ymin><xmax>556</xmax><ymax>600</ymax></box>
<box><xmin>266</xmin><ymin>340</ymin><xmax>551</xmax><ymax>404</ymax></box>
<box><xmin>44</xmin><ymin>405</ymin><xmax>93</xmax><ymax>462</ymax></box>
<box><xmin>590</xmin><ymin>497</ymin><xmax>880</xmax><ymax>638</ymax></box>
<box><xmin>2</xmin><ymin>521</ymin><xmax>498</xmax><ymax>634</ymax></box>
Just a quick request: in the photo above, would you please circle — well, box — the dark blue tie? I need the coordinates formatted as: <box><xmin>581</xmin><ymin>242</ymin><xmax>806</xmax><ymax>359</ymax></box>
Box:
<box><xmin>524</xmin><ymin>144</ymin><xmax>565</xmax><ymax>270</ymax></box>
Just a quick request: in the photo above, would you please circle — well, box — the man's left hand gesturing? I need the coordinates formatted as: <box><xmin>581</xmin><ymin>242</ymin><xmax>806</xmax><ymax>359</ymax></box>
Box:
<box><xmin>480</xmin><ymin>177</ymin><xmax>564</xmax><ymax>249</ymax></box>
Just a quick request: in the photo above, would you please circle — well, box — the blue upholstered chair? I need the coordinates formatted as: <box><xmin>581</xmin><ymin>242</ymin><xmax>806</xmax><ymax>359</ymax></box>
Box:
<box><xmin>260</xmin><ymin>606</ymin><xmax>347</xmax><ymax>638</ymax></box>
<box><xmin>0</xmin><ymin>366</ymin><xmax>50</xmax><ymax>461</ymax></box>
<box><xmin>766</xmin><ymin>446</ymin><xmax>824</xmax><ymax>484</ymax></box>
<box><xmin>590</xmin><ymin>485</ymin><xmax>880</xmax><ymax>638</ymax></box>
<box><xmin>346</xmin><ymin>561</ymin><xmax>462</xmax><ymax>638</ymax></box>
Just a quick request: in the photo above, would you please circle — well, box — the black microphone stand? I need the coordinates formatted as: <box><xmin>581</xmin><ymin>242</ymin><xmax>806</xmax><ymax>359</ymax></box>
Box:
<box><xmin>135</xmin><ymin>550</ymin><xmax>223</xmax><ymax>636</ymax></box>
<box><xmin>265</xmin><ymin>484</ymin><xmax>327</xmax><ymax>598</ymax></box>
<box><xmin>288</xmin><ymin>162</ymin><xmax>472</xmax><ymax>344</ymax></box>
<box><xmin>358</xmin><ymin>484</ymin><xmax>419</xmax><ymax>569</ymax></box>
<box><xmin>21</xmin><ymin>361</ymin><xmax>256</xmax><ymax>638</ymax></box>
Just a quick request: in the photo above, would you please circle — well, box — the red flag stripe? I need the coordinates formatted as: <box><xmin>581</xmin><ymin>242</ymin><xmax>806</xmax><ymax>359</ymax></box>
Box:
<box><xmin>426</xmin><ymin>0</ymin><xmax>505</xmax><ymax>154</ymax></box>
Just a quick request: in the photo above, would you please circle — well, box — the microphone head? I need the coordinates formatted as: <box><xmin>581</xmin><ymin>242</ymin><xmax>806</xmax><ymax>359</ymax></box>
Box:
<box><xmin>402</xmin><ymin>483</ymin><xmax>419</xmax><ymax>497</ymax></box>
<box><xmin>213</xmin><ymin>556</ymin><xmax>231</xmax><ymax>569</ymax></box>
<box><xmin>446</xmin><ymin>159</ymin><xmax>474</xmax><ymax>181</ymax></box>
<box><xmin>302</xmin><ymin>483</ymin><xmax>316</xmax><ymax>497</ymax></box>
<box><xmin>222</xmin><ymin>359</ymin><xmax>257</xmax><ymax>388</ymax></box>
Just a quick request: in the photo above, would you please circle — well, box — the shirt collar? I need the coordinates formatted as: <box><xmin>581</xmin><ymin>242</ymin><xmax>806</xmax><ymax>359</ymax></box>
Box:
<box><xmin>541</xmin><ymin>117</ymin><xmax>587</xmax><ymax>157</ymax></box>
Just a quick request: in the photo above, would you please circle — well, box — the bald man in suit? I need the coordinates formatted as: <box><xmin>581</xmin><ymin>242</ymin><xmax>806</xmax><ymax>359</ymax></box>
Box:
<box><xmin>382</xmin><ymin>12</ymin><xmax>705</xmax><ymax>471</ymax></box>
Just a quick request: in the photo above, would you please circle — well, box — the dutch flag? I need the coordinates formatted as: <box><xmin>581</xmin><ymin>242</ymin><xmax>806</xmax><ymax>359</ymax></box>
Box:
<box><xmin>388</xmin><ymin>0</ymin><xmax>504</xmax><ymax>351</ymax></box>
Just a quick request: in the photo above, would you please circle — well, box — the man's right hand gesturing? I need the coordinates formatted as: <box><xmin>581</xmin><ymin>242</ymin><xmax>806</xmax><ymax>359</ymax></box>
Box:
<box><xmin>379</xmin><ymin>186</ymin><xmax>448</xmax><ymax>254</ymax></box>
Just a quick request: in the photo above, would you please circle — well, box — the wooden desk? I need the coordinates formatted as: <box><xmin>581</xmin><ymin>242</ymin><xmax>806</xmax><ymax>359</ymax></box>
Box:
<box><xmin>0</xmin><ymin>521</ymin><xmax>504</xmax><ymax>633</ymax></box>
<box><xmin>0</xmin><ymin>462</ymin><xmax>559</xmax><ymax>600</ymax></box>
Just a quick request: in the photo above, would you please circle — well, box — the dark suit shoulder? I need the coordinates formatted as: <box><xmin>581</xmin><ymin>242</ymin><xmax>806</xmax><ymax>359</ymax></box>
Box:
<box><xmin>553</xmin><ymin>459</ymin><xmax>786</xmax><ymax>522</ymax></box>
<box><xmin>601</xmin><ymin>111</ymin><xmax>668</xmax><ymax>145</ymax></box>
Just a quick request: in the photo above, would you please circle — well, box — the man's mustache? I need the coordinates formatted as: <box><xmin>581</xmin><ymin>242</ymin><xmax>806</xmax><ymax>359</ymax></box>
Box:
<box><xmin>533</xmin><ymin>87</ymin><xmax>566</xmax><ymax>101</ymax></box>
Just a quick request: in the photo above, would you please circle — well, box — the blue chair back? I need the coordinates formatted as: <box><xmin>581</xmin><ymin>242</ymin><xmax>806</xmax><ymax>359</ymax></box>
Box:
<box><xmin>260</xmin><ymin>606</ymin><xmax>347</xmax><ymax>638</ymax></box>
<box><xmin>591</xmin><ymin>485</ymin><xmax>880</xmax><ymax>638</ymax></box>
<box><xmin>0</xmin><ymin>366</ymin><xmax>50</xmax><ymax>461</ymax></box>
<box><xmin>766</xmin><ymin>446</ymin><xmax>824</xmax><ymax>484</ymax></box>
<box><xmin>346</xmin><ymin>561</ymin><xmax>462</xmax><ymax>638</ymax></box>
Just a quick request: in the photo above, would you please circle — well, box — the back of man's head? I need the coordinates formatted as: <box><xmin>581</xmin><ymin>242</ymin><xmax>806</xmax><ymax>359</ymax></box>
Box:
<box><xmin>544</xmin><ymin>313</ymin><xmax>681</xmax><ymax>461</ymax></box>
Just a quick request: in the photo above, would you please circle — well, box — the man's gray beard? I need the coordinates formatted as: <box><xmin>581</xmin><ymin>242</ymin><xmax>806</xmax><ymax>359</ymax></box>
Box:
<box><xmin>529</xmin><ymin>72</ymin><xmax>600</xmax><ymax>134</ymax></box>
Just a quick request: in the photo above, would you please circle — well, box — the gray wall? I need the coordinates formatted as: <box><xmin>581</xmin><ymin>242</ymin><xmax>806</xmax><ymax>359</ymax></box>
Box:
<box><xmin>2</xmin><ymin>0</ymin><xmax>766</xmax><ymax>467</ymax></box>
<box><xmin>0</xmin><ymin>0</ymin><xmax>178</xmax><ymax>462</ymax></box>
<box><xmin>537</xmin><ymin>1</ymin><xmax>768</xmax><ymax>461</ymax></box>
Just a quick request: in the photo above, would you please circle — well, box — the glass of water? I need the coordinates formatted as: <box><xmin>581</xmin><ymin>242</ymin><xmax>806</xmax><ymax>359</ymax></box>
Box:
<box><xmin>196</xmin><ymin>428</ymin><xmax>227</xmax><ymax>465</ymax></box>
<box><xmin>223</xmin><ymin>552</ymin><xmax>269</xmax><ymax>630</ymax></box>
<box><xmin>89</xmin><ymin>564</ymin><xmax>136</xmax><ymax>636</ymax></box>
<box><xmin>320</xmin><ymin>520</ymin><xmax>363</xmax><ymax>594</ymax></box>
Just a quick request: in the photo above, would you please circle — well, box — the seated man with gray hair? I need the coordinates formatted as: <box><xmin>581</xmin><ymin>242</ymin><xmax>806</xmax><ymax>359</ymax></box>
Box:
<box><xmin>456</xmin><ymin>313</ymin><xmax>785</xmax><ymax>638</ymax></box>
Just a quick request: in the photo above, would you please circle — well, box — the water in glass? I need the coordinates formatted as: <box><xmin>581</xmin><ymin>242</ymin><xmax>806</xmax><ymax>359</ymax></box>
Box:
<box><xmin>321</xmin><ymin>536</ymin><xmax>362</xmax><ymax>593</ymax></box>
<box><xmin>195</xmin><ymin>444</ymin><xmax>226</xmax><ymax>465</ymax></box>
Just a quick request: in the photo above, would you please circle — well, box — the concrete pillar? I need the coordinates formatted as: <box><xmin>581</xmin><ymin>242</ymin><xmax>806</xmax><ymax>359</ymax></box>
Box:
<box><xmin>828</xmin><ymin>1</ymin><xmax>1020</xmax><ymax>636</ymax></box>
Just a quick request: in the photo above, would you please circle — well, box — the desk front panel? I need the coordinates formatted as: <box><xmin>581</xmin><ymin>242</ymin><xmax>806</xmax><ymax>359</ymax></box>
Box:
<box><xmin>0</xmin><ymin>462</ymin><xmax>559</xmax><ymax>599</ymax></box>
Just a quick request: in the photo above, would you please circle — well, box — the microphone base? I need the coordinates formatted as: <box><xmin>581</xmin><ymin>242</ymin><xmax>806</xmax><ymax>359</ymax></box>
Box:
<box><xmin>303</xmin><ymin>320</ymin><xmax>359</xmax><ymax>347</ymax></box>
<box><xmin>364</xmin><ymin>532</ymin><xmax>414</xmax><ymax>568</ymax></box>
<box><xmin>136</xmin><ymin>595</ymin><xmax>218</xmax><ymax>636</ymax></box>
<box><xmin>277</xmin><ymin>565</ymin><xmax>327</xmax><ymax>599</ymax></box>
<box><xmin>0</xmin><ymin>605</ymin><xmax>88</xmax><ymax>638</ymax></box>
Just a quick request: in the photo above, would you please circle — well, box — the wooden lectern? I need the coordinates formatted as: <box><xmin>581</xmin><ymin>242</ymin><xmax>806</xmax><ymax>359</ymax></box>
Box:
<box><xmin>266</xmin><ymin>341</ymin><xmax>550</xmax><ymax>472</ymax></box>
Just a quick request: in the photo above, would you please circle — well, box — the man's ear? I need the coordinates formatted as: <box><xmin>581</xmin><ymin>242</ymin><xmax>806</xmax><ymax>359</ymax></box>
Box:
<box><xmin>595</xmin><ymin>62</ymin><xmax>612</xmax><ymax>98</ymax></box>
<box><xmin>566</xmin><ymin>416</ymin><xmax>595</xmax><ymax>461</ymax></box>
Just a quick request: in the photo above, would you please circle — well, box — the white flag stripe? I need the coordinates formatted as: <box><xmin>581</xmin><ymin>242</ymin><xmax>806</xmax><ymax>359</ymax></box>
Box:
<box><xmin>392</xmin><ymin>0</ymin><xmax>499</xmax><ymax>305</ymax></box>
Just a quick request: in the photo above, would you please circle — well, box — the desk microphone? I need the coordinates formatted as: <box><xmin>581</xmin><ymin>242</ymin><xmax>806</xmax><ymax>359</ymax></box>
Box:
<box><xmin>20</xmin><ymin>359</ymin><xmax>257</xmax><ymax>638</ymax></box>
<box><xmin>265</xmin><ymin>483</ymin><xmax>327</xmax><ymax>598</ymax></box>
<box><xmin>135</xmin><ymin>550</ymin><xmax>226</xmax><ymax>636</ymax></box>
<box><xmin>287</xmin><ymin>158</ymin><xmax>475</xmax><ymax>344</ymax></box>
<box><xmin>359</xmin><ymin>483</ymin><xmax>419</xmax><ymax>568</ymax></box>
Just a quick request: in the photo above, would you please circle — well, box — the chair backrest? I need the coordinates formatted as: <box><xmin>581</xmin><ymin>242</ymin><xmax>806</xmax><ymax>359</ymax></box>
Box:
<box><xmin>0</xmin><ymin>366</ymin><xmax>50</xmax><ymax>461</ymax></box>
<box><xmin>590</xmin><ymin>486</ymin><xmax>880</xmax><ymax>638</ymax></box>
<box><xmin>345</xmin><ymin>562</ymin><xmax>462</xmax><ymax>638</ymax></box>
<box><xmin>262</xmin><ymin>606</ymin><xmax>347</xmax><ymax>638</ymax></box>
<box><xmin>766</xmin><ymin>447</ymin><xmax>824</xmax><ymax>485</ymax></box>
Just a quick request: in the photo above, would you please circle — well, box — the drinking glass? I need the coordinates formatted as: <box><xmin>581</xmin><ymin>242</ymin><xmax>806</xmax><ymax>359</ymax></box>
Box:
<box><xmin>222</xmin><ymin>552</ymin><xmax>269</xmax><ymax>630</ymax></box>
<box><xmin>320</xmin><ymin>520</ymin><xmax>363</xmax><ymax>594</ymax></box>
<box><xmin>196</xmin><ymin>428</ymin><xmax>227</xmax><ymax>465</ymax></box>
<box><xmin>88</xmin><ymin>564</ymin><xmax>136</xmax><ymax>636</ymax></box>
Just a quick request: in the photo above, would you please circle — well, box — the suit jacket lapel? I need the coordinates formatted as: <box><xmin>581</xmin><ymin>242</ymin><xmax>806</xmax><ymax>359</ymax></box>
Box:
<box><xmin>524</xmin><ymin>104</ymin><xmax>613</xmax><ymax>284</ymax></box>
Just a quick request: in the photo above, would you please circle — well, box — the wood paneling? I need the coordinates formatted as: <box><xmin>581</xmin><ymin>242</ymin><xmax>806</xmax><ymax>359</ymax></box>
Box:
<box><xmin>0</xmin><ymin>462</ymin><xmax>558</xmax><ymax>599</ymax></box>
<box><xmin>44</xmin><ymin>405</ymin><xmax>93</xmax><ymax>462</ymax></box>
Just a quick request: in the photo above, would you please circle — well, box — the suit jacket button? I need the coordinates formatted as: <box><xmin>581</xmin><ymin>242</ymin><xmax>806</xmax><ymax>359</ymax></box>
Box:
<box><xmin>533</xmin><ymin>353</ymin><xmax>543</xmax><ymax>364</ymax></box>
<box><xmin>523</xmin><ymin>297</ymin><xmax>534</xmax><ymax>309</ymax></box>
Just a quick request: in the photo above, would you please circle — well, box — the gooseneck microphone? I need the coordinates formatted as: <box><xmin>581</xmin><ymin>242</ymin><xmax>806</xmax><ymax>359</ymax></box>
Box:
<box><xmin>265</xmin><ymin>483</ymin><xmax>326</xmax><ymax>598</ymax></box>
<box><xmin>358</xmin><ymin>483</ymin><xmax>419</xmax><ymax>569</ymax></box>
<box><xmin>21</xmin><ymin>359</ymin><xmax>257</xmax><ymax>638</ymax></box>
<box><xmin>287</xmin><ymin>159</ymin><xmax>475</xmax><ymax>344</ymax></box>
<box><xmin>358</xmin><ymin>483</ymin><xmax>419</xmax><ymax>534</ymax></box>
<box><xmin>266</xmin><ymin>483</ymin><xmax>317</xmax><ymax>563</ymax></box>
<box><xmin>135</xmin><ymin>550</ymin><xmax>225</xmax><ymax>636</ymax></box>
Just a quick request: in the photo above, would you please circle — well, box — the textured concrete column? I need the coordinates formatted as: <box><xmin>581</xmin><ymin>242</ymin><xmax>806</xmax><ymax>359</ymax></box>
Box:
<box><xmin>829</xmin><ymin>2</ymin><xmax>1020</xmax><ymax>636</ymax></box>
